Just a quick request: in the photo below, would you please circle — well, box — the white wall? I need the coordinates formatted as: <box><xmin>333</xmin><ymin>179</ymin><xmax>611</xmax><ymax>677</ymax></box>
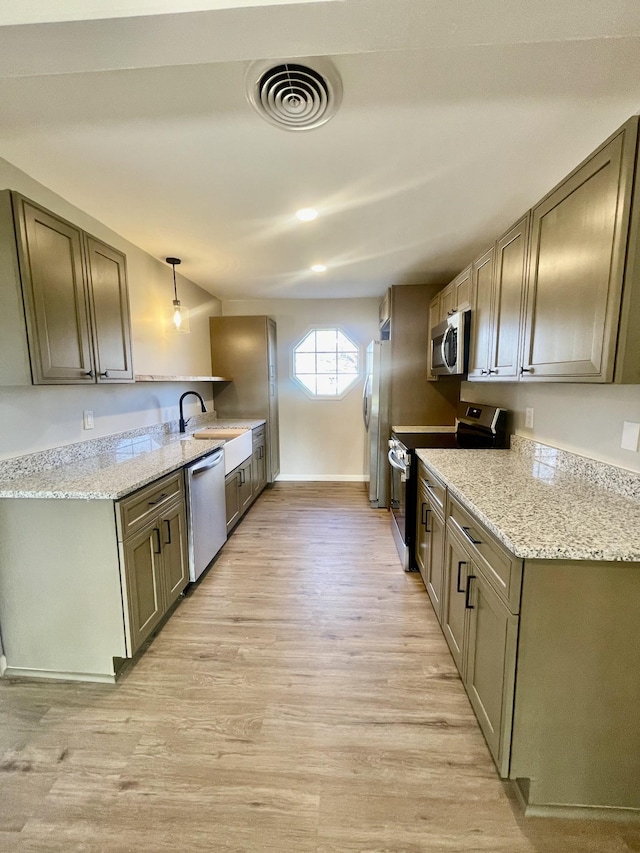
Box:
<box><xmin>0</xmin><ymin>157</ymin><xmax>222</xmax><ymax>460</ymax></box>
<box><xmin>222</xmin><ymin>298</ymin><xmax>379</xmax><ymax>480</ymax></box>
<box><xmin>462</xmin><ymin>380</ymin><xmax>640</xmax><ymax>473</ymax></box>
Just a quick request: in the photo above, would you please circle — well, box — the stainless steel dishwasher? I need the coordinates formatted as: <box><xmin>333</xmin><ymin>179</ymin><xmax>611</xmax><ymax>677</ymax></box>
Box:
<box><xmin>184</xmin><ymin>448</ymin><xmax>227</xmax><ymax>582</ymax></box>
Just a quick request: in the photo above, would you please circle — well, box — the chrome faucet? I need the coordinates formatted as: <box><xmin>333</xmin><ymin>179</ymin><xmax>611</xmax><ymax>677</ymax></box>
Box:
<box><xmin>178</xmin><ymin>391</ymin><xmax>207</xmax><ymax>433</ymax></box>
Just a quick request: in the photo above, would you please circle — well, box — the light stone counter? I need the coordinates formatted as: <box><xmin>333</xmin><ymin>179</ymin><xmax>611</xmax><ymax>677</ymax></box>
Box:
<box><xmin>415</xmin><ymin>443</ymin><xmax>640</xmax><ymax>562</ymax></box>
<box><xmin>0</xmin><ymin>417</ymin><xmax>266</xmax><ymax>501</ymax></box>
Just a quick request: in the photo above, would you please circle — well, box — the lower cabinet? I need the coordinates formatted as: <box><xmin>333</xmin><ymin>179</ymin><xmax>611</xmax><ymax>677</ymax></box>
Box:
<box><xmin>117</xmin><ymin>474</ymin><xmax>189</xmax><ymax>656</ymax></box>
<box><xmin>251</xmin><ymin>425</ymin><xmax>268</xmax><ymax>498</ymax></box>
<box><xmin>415</xmin><ymin>476</ymin><xmax>445</xmax><ymax>621</ymax></box>
<box><xmin>225</xmin><ymin>425</ymin><xmax>269</xmax><ymax>534</ymax></box>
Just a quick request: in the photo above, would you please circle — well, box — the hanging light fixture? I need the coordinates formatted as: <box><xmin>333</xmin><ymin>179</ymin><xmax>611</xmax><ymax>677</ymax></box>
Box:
<box><xmin>165</xmin><ymin>257</ymin><xmax>183</xmax><ymax>330</ymax></box>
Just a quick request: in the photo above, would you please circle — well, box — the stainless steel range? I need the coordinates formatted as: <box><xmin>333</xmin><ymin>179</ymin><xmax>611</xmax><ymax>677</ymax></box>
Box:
<box><xmin>388</xmin><ymin>402</ymin><xmax>508</xmax><ymax>570</ymax></box>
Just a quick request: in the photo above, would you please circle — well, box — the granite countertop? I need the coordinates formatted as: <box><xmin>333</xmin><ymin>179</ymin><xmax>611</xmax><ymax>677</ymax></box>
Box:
<box><xmin>415</xmin><ymin>447</ymin><xmax>640</xmax><ymax>562</ymax></box>
<box><xmin>0</xmin><ymin>418</ymin><xmax>266</xmax><ymax>501</ymax></box>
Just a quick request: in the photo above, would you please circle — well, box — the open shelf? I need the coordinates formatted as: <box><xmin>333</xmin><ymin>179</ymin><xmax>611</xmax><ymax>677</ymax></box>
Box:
<box><xmin>135</xmin><ymin>374</ymin><xmax>232</xmax><ymax>383</ymax></box>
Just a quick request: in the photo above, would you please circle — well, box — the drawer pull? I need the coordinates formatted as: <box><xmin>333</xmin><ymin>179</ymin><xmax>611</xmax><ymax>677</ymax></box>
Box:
<box><xmin>461</xmin><ymin>525</ymin><xmax>481</xmax><ymax>545</ymax></box>
<box><xmin>465</xmin><ymin>574</ymin><xmax>476</xmax><ymax>609</ymax></box>
<box><xmin>153</xmin><ymin>527</ymin><xmax>162</xmax><ymax>555</ymax></box>
<box><xmin>147</xmin><ymin>492</ymin><xmax>168</xmax><ymax>506</ymax></box>
<box><xmin>456</xmin><ymin>560</ymin><xmax>467</xmax><ymax>593</ymax></box>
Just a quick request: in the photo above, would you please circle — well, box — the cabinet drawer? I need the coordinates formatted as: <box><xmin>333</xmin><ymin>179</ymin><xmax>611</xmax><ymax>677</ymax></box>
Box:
<box><xmin>447</xmin><ymin>495</ymin><xmax>522</xmax><ymax>613</ymax></box>
<box><xmin>117</xmin><ymin>471</ymin><xmax>184</xmax><ymax>540</ymax></box>
<box><xmin>418</xmin><ymin>461</ymin><xmax>446</xmax><ymax>518</ymax></box>
<box><xmin>252</xmin><ymin>425</ymin><xmax>266</xmax><ymax>446</ymax></box>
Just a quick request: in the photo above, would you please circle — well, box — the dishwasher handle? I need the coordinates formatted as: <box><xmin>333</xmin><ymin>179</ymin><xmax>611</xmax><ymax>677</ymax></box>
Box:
<box><xmin>190</xmin><ymin>450</ymin><xmax>224</xmax><ymax>475</ymax></box>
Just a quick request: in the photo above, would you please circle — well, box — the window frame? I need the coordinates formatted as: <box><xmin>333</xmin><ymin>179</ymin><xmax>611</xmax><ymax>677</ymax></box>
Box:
<box><xmin>291</xmin><ymin>326</ymin><xmax>361</xmax><ymax>400</ymax></box>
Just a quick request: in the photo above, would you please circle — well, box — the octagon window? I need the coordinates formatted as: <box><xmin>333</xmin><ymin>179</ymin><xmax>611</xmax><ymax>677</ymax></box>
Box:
<box><xmin>293</xmin><ymin>328</ymin><xmax>360</xmax><ymax>398</ymax></box>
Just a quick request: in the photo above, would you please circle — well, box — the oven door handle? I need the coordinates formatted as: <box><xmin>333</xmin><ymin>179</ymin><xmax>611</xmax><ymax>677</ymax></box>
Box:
<box><xmin>387</xmin><ymin>449</ymin><xmax>407</xmax><ymax>473</ymax></box>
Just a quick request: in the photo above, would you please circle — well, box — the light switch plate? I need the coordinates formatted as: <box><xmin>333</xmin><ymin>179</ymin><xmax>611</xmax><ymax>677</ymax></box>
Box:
<box><xmin>83</xmin><ymin>410</ymin><xmax>94</xmax><ymax>430</ymax></box>
<box><xmin>621</xmin><ymin>421</ymin><xmax>640</xmax><ymax>452</ymax></box>
<box><xmin>525</xmin><ymin>407</ymin><xmax>534</xmax><ymax>429</ymax></box>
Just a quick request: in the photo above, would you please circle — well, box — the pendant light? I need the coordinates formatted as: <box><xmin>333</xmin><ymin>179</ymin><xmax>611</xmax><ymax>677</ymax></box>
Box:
<box><xmin>165</xmin><ymin>257</ymin><xmax>183</xmax><ymax>330</ymax></box>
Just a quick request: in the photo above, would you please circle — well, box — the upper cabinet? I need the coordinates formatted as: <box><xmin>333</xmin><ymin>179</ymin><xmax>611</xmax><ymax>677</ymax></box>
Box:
<box><xmin>0</xmin><ymin>192</ymin><xmax>134</xmax><ymax>385</ymax></box>
<box><xmin>521</xmin><ymin>122</ymin><xmax>638</xmax><ymax>382</ymax></box>
<box><xmin>468</xmin><ymin>215</ymin><xmax>529</xmax><ymax>381</ymax></box>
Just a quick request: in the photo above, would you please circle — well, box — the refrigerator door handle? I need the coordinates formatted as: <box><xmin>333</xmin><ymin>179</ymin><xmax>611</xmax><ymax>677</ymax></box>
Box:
<box><xmin>388</xmin><ymin>449</ymin><xmax>406</xmax><ymax>473</ymax></box>
<box><xmin>362</xmin><ymin>374</ymin><xmax>372</xmax><ymax>429</ymax></box>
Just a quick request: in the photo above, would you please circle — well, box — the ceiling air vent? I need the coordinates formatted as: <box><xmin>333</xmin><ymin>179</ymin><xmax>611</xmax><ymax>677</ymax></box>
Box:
<box><xmin>246</xmin><ymin>58</ymin><xmax>342</xmax><ymax>131</ymax></box>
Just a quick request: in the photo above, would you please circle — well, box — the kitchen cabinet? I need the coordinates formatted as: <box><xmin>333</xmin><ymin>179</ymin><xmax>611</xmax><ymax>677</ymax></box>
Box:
<box><xmin>225</xmin><ymin>456</ymin><xmax>253</xmax><ymax>533</ymax></box>
<box><xmin>439</xmin><ymin>265</ymin><xmax>473</xmax><ymax>320</ymax></box>
<box><xmin>441</xmin><ymin>506</ymin><xmax>520</xmax><ymax>776</ymax></box>
<box><xmin>521</xmin><ymin>121</ymin><xmax>639</xmax><ymax>382</ymax></box>
<box><xmin>0</xmin><ymin>191</ymin><xmax>133</xmax><ymax>386</ymax></box>
<box><xmin>467</xmin><ymin>247</ymin><xmax>495</xmax><ymax>379</ymax></box>
<box><xmin>0</xmin><ymin>470</ymin><xmax>188</xmax><ymax>681</ymax></box>
<box><xmin>210</xmin><ymin>316</ymin><xmax>280</xmax><ymax>482</ymax></box>
<box><xmin>117</xmin><ymin>475</ymin><xmax>189</xmax><ymax>655</ymax></box>
<box><xmin>415</xmin><ymin>461</ymin><xmax>446</xmax><ymax>621</ymax></box>
<box><xmin>251</xmin><ymin>425</ymin><xmax>268</xmax><ymax>498</ymax></box>
<box><xmin>468</xmin><ymin>215</ymin><xmax>529</xmax><ymax>381</ymax></box>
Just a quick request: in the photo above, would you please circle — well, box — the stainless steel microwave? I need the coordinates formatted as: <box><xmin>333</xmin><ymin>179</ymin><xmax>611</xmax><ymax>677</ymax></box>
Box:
<box><xmin>430</xmin><ymin>310</ymin><xmax>471</xmax><ymax>376</ymax></box>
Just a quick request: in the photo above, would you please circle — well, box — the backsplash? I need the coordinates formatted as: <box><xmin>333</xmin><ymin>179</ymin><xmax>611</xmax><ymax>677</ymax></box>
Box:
<box><xmin>0</xmin><ymin>412</ymin><xmax>218</xmax><ymax>481</ymax></box>
<box><xmin>510</xmin><ymin>435</ymin><xmax>640</xmax><ymax>501</ymax></box>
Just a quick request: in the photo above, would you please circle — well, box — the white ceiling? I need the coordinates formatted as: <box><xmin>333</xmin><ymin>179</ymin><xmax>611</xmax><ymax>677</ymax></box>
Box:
<box><xmin>0</xmin><ymin>1</ymin><xmax>639</xmax><ymax>300</ymax></box>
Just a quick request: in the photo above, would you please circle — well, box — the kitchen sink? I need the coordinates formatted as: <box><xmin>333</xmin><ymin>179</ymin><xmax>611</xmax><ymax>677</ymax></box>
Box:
<box><xmin>190</xmin><ymin>427</ymin><xmax>252</xmax><ymax>474</ymax></box>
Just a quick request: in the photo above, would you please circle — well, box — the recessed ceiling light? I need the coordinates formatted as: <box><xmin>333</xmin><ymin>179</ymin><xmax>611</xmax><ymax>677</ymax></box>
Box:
<box><xmin>311</xmin><ymin>264</ymin><xmax>327</xmax><ymax>273</ymax></box>
<box><xmin>296</xmin><ymin>208</ymin><xmax>318</xmax><ymax>222</ymax></box>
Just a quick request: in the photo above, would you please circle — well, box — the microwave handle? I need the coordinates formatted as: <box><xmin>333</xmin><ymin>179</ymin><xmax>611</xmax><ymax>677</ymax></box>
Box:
<box><xmin>442</xmin><ymin>325</ymin><xmax>454</xmax><ymax>371</ymax></box>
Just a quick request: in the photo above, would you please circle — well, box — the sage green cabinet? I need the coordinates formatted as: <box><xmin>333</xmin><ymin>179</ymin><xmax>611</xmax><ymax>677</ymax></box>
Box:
<box><xmin>467</xmin><ymin>248</ymin><xmax>495</xmax><ymax>379</ymax></box>
<box><xmin>117</xmin><ymin>474</ymin><xmax>189</xmax><ymax>655</ymax></box>
<box><xmin>0</xmin><ymin>191</ymin><xmax>133</xmax><ymax>385</ymax></box>
<box><xmin>251</xmin><ymin>425</ymin><xmax>268</xmax><ymax>499</ymax></box>
<box><xmin>210</xmin><ymin>316</ymin><xmax>280</xmax><ymax>482</ymax></box>
<box><xmin>468</xmin><ymin>216</ymin><xmax>529</xmax><ymax>382</ymax></box>
<box><xmin>441</xmin><ymin>530</ymin><xmax>470</xmax><ymax>673</ymax></box>
<box><xmin>415</xmin><ymin>466</ymin><xmax>446</xmax><ymax>621</ymax></box>
<box><xmin>521</xmin><ymin>118</ymin><xmax>640</xmax><ymax>383</ymax></box>
<box><xmin>225</xmin><ymin>456</ymin><xmax>253</xmax><ymax>533</ymax></box>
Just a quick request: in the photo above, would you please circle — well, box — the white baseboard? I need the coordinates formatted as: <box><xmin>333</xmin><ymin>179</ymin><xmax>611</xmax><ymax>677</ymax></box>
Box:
<box><xmin>276</xmin><ymin>474</ymin><xmax>368</xmax><ymax>482</ymax></box>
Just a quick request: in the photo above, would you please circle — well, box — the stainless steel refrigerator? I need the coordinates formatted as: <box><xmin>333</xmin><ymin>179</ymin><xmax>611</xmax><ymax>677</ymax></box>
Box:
<box><xmin>363</xmin><ymin>340</ymin><xmax>390</xmax><ymax>507</ymax></box>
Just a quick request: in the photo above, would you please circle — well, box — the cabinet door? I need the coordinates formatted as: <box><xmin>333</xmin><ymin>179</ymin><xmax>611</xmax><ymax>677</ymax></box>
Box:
<box><xmin>239</xmin><ymin>457</ymin><xmax>253</xmax><ymax>513</ymax></box>
<box><xmin>85</xmin><ymin>236</ymin><xmax>134</xmax><ymax>383</ymax></box>
<box><xmin>521</xmin><ymin>131</ymin><xmax>632</xmax><ymax>381</ymax></box>
<box><xmin>415</xmin><ymin>481</ymin><xmax>429</xmax><ymax>582</ymax></box>
<box><xmin>225</xmin><ymin>471</ymin><xmax>241</xmax><ymax>532</ymax></box>
<box><xmin>415</xmin><ymin>481</ymin><xmax>445</xmax><ymax>622</ymax></box>
<box><xmin>442</xmin><ymin>532</ymin><xmax>470</xmax><ymax>674</ymax></box>
<box><xmin>464</xmin><ymin>570</ymin><xmax>518</xmax><ymax>777</ymax></box>
<box><xmin>426</xmin><ymin>293</ymin><xmax>440</xmax><ymax>381</ymax></box>
<box><xmin>489</xmin><ymin>215</ymin><xmax>529</xmax><ymax>379</ymax></box>
<box><xmin>452</xmin><ymin>265</ymin><xmax>472</xmax><ymax>313</ymax></box>
<box><xmin>251</xmin><ymin>437</ymin><xmax>267</xmax><ymax>497</ymax></box>
<box><xmin>160</xmin><ymin>500</ymin><xmax>189</xmax><ymax>608</ymax></box>
<box><xmin>267</xmin><ymin>319</ymin><xmax>280</xmax><ymax>481</ymax></box>
<box><xmin>439</xmin><ymin>283</ymin><xmax>455</xmax><ymax>322</ymax></box>
<box><xmin>122</xmin><ymin>523</ymin><xmax>164</xmax><ymax>654</ymax></box>
<box><xmin>14</xmin><ymin>197</ymin><xmax>94</xmax><ymax>384</ymax></box>
<box><xmin>467</xmin><ymin>248</ymin><xmax>495</xmax><ymax>379</ymax></box>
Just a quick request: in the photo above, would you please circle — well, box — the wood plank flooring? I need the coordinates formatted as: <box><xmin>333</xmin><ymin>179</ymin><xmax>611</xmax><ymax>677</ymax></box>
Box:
<box><xmin>1</xmin><ymin>482</ymin><xmax>639</xmax><ymax>852</ymax></box>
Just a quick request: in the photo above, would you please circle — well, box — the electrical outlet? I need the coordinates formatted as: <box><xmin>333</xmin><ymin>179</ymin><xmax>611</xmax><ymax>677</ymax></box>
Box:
<box><xmin>525</xmin><ymin>407</ymin><xmax>534</xmax><ymax>429</ymax></box>
<box><xmin>621</xmin><ymin>421</ymin><xmax>640</xmax><ymax>452</ymax></box>
<box><xmin>83</xmin><ymin>410</ymin><xmax>94</xmax><ymax>430</ymax></box>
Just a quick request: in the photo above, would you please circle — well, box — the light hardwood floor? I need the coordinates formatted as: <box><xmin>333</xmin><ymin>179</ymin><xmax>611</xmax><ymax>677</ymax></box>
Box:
<box><xmin>1</xmin><ymin>482</ymin><xmax>638</xmax><ymax>852</ymax></box>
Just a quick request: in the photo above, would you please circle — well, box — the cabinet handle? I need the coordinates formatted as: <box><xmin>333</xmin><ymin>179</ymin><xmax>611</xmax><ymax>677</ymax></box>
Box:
<box><xmin>153</xmin><ymin>527</ymin><xmax>162</xmax><ymax>555</ymax></box>
<box><xmin>148</xmin><ymin>492</ymin><xmax>168</xmax><ymax>506</ymax></box>
<box><xmin>447</xmin><ymin>308</ymin><xmax>457</xmax><ymax>316</ymax></box>
<box><xmin>520</xmin><ymin>366</ymin><xmax>533</xmax><ymax>374</ymax></box>
<box><xmin>487</xmin><ymin>369</ymin><xmax>497</xmax><ymax>375</ymax></box>
<box><xmin>461</xmin><ymin>525</ymin><xmax>481</xmax><ymax>545</ymax></box>
<box><xmin>84</xmin><ymin>370</ymin><xmax>94</xmax><ymax>378</ymax></box>
<box><xmin>465</xmin><ymin>574</ymin><xmax>476</xmax><ymax>609</ymax></box>
<box><xmin>456</xmin><ymin>560</ymin><xmax>467</xmax><ymax>593</ymax></box>
<box><xmin>100</xmin><ymin>370</ymin><xmax>110</xmax><ymax>378</ymax></box>
<box><xmin>480</xmin><ymin>369</ymin><xmax>488</xmax><ymax>375</ymax></box>
<box><xmin>259</xmin><ymin>447</ymin><xmax>264</xmax><ymax>459</ymax></box>
<box><xmin>421</xmin><ymin>503</ymin><xmax>431</xmax><ymax>532</ymax></box>
<box><xmin>164</xmin><ymin>518</ymin><xmax>172</xmax><ymax>545</ymax></box>
<box><xmin>238</xmin><ymin>470</ymin><xmax>245</xmax><ymax>486</ymax></box>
